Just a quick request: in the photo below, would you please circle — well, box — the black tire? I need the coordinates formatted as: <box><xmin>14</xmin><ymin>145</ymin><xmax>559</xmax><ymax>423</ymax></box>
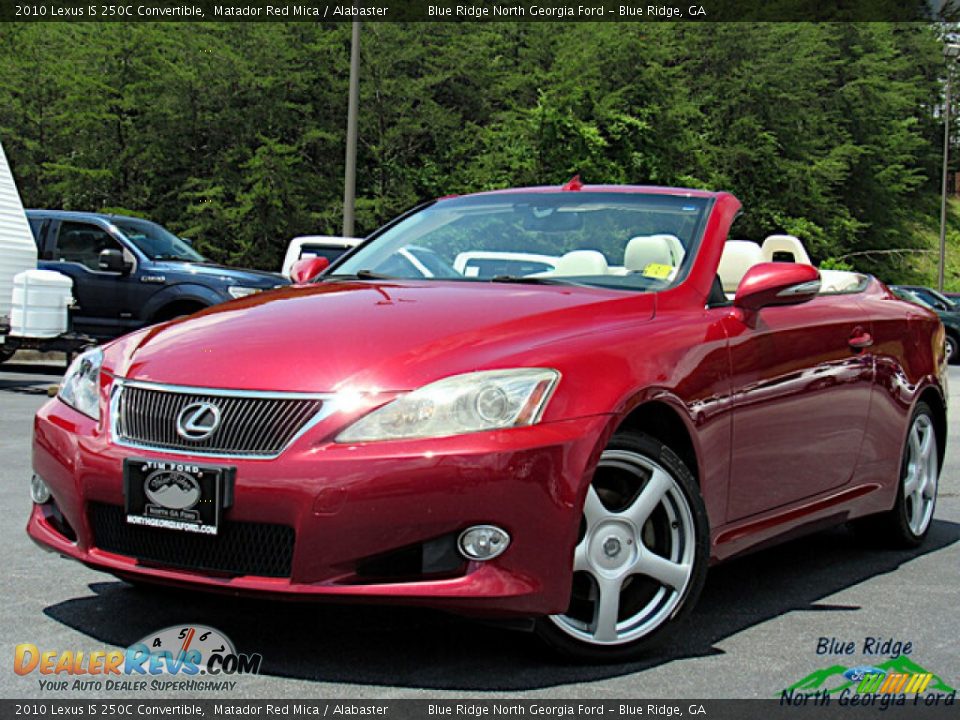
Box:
<box><xmin>850</xmin><ymin>401</ymin><xmax>940</xmax><ymax>548</ymax></box>
<box><xmin>152</xmin><ymin>302</ymin><xmax>207</xmax><ymax>324</ymax></box>
<box><xmin>534</xmin><ymin>432</ymin><xmax>709</xmax><ymax>662</ymax></box>
<box><xmin>946</xmin><ymin>334</ymin><xmax>959</xmax><ymax>365</ymax></box>
<box><xmin>0</xmin><ymin>345</ymin><xmax>14</xmax><ymax>365</ymax></box>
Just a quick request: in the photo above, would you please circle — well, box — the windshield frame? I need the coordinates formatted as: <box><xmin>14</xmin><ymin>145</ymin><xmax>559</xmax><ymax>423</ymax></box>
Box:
<box><xmin>326</xmin><ymin>191</ymin><xmax>714</xmax><ymax>293</ymax></box>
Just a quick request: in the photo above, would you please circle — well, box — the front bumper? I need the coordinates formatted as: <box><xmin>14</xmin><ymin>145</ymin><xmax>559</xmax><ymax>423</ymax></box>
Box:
<box><xmin>29</xmin><ymin>398</ymin><xmax>610</xmax><ymax>616</ymax></box>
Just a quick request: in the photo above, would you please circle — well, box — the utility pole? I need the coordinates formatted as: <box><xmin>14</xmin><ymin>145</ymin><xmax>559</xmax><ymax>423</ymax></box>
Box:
<box><xmin>939</xmin><ymin>44</ymin><xmax>960</xmax><ymax>291</ymax></box>
<box><xmin>342</xmin><ymin>17</ymin><xmax>361</xmax><ymax>238</ymax></box>
<box><xmin>939</xmin><ymin>70</ymin><xmax>951</xmax><ymax>292</ymax></box>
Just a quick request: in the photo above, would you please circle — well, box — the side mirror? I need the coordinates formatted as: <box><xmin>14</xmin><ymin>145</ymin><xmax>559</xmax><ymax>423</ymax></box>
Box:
<box><xmin>99</xmin><ymin>248</ymin><xmax>130</xmax><ymax>274</ymax></box>
<box><xmin>290</xmin><ymin>256</ymin><xmax>330</xmax><ymax>284</ymax></box>
<box><xmin>734</xmin><ymin>262</ymin><xmax>821</xmax><ymax>312</ymax></box>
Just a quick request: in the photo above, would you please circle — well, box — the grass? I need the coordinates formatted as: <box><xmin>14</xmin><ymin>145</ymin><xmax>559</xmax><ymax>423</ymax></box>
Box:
<box><xmin>907</xmin><ymin>197</ymin><xmax>960</xmax><ymax>292</ymax></box>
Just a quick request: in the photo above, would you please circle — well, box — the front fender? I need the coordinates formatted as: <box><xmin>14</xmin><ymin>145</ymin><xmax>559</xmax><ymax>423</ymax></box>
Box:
<box><xmin>140</xmin><ymin>283</ymin><xmax>227</xmax><ymax>320</ymax></box>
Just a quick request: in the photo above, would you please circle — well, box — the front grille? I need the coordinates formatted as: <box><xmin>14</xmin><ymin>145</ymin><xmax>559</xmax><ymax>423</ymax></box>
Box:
<box><xmin>114</xmin><ymin>383</ymin><xmax>324</xmax><ymax>457</ymax></box>
<box><xmin>89</xmin><ymin>503</ymin><xmax>294</xmax><ymax>578</ymax></box>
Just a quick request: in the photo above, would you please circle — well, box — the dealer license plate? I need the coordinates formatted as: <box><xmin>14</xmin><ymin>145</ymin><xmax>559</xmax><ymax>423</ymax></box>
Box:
<box><xmin>124</xmin><ymin>459</ymin><xmax>233</xmax><ymax>536</ymax></box>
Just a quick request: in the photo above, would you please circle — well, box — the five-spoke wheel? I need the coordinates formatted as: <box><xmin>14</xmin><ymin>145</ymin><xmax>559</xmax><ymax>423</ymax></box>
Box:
<box><xmin>851</xmin><ymin>401</ymin><xmax>941</xmax><ymax>548</ymax></box>
<box><xmin>903</xmin><ymin>412</ymin><xmax>938</xmax><ymax>537</ymax></box>
<box><xmin>536</xmin><ymin>433</ymin><xmax>707</xmax><ymax>660</ymax></box>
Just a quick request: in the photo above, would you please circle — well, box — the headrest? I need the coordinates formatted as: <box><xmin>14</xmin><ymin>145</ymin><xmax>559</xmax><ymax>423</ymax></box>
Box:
<box><xmin>624</xmin><ymin>234</ymin><xmax>684</xmax><ymax>273</ymax></box>
<box><xmin>553</xmin><ymin>250</ymin><xmax>609</xmax><ymax>276</ymax></box>
<box><xmin>761</xmin><ymin>234</ymin><xmax>812</xmax><ymax>265</ymax></box>
<box><xmin>718</xmin><ymin>240</ymin><xmax>764</xmax><ymax>293</ymax></box>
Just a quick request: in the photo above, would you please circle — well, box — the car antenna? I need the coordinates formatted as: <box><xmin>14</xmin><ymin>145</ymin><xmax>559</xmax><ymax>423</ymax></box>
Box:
<box><xmin>561</xmin><ymin>174</ymin><xmax>583</xmax><ymax>191</ymax></box>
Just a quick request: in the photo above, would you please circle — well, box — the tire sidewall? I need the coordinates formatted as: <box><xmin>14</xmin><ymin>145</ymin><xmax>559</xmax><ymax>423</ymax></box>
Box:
<box><xmin>892</xmin><ymin>401</ymin><xmax>938</xmax><ymax>547</ymax></box>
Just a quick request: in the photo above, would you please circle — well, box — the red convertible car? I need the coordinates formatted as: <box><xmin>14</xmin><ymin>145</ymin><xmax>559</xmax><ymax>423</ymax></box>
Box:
<box><xmin>28</xmin><ymin>184</ymin><xmax>946</xmax><ymax>661</ymax></box>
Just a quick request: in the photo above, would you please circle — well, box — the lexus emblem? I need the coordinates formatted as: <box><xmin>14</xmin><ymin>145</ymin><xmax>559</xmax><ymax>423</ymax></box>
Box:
<box><xmin>176</xmin><ymin>401</ymin><xmax>222</xmax><ymax>441</ymax></box>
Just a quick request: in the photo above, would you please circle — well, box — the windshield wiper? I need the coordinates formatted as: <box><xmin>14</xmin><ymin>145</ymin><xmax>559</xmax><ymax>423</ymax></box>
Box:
<box><xmin>489</xmin><ymin>275</ymin><xmax>577</xmax><ymax>286</ymax></box>
<box><xmin>325</xmin><ymin>269</ymin><xmax>397</xmax><ymax>281</ymax></box>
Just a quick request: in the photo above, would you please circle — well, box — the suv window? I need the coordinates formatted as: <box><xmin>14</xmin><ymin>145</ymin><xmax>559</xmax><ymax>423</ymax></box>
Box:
<box><xmin>299</xmin><ymin>245</ymin><xmax>350</xmax><ymax>264</ymax></box>
<box><xmin>27</xmin><ymin>217</ymin><xmax>50</xmax><ymax>258</ymax></box>
<box><xmin>27</xmin><ymin>217</ymin><xmax>45</xmax><ymax>242</ymax></box>
<box><xmin>54</xmin><ymin>222</ymin><xmax>124</xmax><ymax>271</ymax></box>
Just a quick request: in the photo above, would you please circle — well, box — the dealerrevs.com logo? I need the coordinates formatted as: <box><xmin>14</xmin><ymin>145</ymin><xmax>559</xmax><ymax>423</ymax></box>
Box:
<box><xmin>14</xmin><ymin>625</ymin><xmax>262</xmax><ymax>692</ymax></box>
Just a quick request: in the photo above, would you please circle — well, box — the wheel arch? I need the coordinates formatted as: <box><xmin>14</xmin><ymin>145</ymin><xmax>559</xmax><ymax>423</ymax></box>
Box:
<box><xmin>150</xmin><ymin>298</ymin><xmax>210</xmax><ymax>323</ymax></box>
<box><xmin>917</xmin><ymin>384</ymin><xmax>947</xmax><ymax>471</ymax></box>
<box><xmin>612</xmin><ymin>398</ymin><xmax>702</xmax><ymax>488</ymax></box>
<box><xmin>142</xmin><ymin>284</ymin><xmax>223</xmax><ymax>323</ymax></box>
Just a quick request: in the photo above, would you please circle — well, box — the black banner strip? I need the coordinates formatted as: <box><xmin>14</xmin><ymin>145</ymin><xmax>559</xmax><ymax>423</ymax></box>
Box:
<box><xmin>1</xmin><ymin>0</ymin><xmax>958</xmax><ymax>23</ymax></box>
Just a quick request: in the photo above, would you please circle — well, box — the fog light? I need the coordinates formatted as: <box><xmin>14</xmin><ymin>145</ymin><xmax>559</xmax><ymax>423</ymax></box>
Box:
<box><xmin>458</xmin><ymin>525</ymin><xmax>510</xmax><ymax>560</ymax></box>
<box><xmin>30</xmin><ymin>475</ymin><xmax>51</xmax><ymax>505</ymax></box>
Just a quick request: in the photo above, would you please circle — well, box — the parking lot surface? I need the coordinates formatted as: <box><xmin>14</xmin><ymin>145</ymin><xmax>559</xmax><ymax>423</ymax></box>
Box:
<box><xmin>1</xmin><ymin>359</ymin><xmax>957</xmax><ymax>699</ymax></box>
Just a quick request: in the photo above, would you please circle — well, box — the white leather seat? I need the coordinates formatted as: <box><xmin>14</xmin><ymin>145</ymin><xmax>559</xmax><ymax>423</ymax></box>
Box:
<box><xmin>553</xmin><ymin>250</ymin><xmax>609</xmax><ymax>276</ymax></box>
<box><xmin>624</xmin><ymin>234</ymin><xmax>684</xmax><ymax>273</ymax></box>
<box><xmin>718</xmin><ymin>240</ymin><xmax>764</xmax><ymax>294</ymax></box>
<box><xmin>819</xmin><ymin>269</ymin><xmax>863</xmax><ymax>293</ymax></box>
<box><xmin>761</xmin><ymin>234</ymin><xmax>813</xmax><ymax>265</ymax></box>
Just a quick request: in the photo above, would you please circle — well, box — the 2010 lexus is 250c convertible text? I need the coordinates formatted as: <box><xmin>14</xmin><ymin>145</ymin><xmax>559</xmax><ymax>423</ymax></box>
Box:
<box><xmin>28</xmin><ymin>183</ymin><xmax>946</xmax><ymax>661</ymax></box>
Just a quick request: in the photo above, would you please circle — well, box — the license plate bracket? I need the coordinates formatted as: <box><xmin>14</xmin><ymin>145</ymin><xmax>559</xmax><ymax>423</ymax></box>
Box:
<box><xmin>123</xmin><ymin>459</ymin><xmax>235</xmax><ymax>536</ymax></box>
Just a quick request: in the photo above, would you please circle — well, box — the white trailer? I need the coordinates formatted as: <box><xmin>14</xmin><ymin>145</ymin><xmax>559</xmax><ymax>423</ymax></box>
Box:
<box><xmin>0</xmin><ymin>140</ymin><xmax>91</xmax><ymax>364</ymax></box>
<box><xmin>0</xmin><ymin>141</ymin><xmax>37</xmax><ymax>360</ymax></box>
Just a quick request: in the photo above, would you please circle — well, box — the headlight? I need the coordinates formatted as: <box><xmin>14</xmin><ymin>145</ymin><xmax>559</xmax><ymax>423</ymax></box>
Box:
<box><xmin>336</xmin><ymin>368</ymin><xmax>559</xmax><ymax>442</ymax></box>
<box><xmin>227</xmin><ymin>286</ymin><xmax>262</xmax><ymax>299</ymax></box>
<box><xmin>58</xmin><ymin>347</ymin><xmax>103</xmax><ymax>420</ymax></box>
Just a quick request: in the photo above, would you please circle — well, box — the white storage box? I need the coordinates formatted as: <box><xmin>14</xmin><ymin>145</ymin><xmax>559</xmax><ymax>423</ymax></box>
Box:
<box><xmin>10</xmin><ymin>269</ymin><xmax>73</xmax><ymax>339</ymax></box>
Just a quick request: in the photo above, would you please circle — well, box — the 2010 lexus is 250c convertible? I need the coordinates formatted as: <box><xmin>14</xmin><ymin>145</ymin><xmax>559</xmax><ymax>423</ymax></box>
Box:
<box><xmin>29</xmin><ymin>183</ymin><xmax>946</xmax><ymax>661</ymax></box>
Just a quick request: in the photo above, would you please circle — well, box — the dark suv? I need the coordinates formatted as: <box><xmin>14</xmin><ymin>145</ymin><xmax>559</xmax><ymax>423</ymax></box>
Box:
<box><xmin>26</xmin><ymin>210</ymin><xmax>287</xmax><ymax>340</ymax></box>
<box><xmin>890</xmin><ymin>284</ymin><xmax>960</xmax><ymax>363</ymax></box>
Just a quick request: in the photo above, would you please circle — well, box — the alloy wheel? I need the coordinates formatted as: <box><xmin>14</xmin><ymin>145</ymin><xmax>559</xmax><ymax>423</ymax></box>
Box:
<box><xmin>903</xmin><ymin>414</ymin><xmax>938</xmax><ymax>536</ymax></box>
<box><xmin>548</xmin><ymin>449</ymin><xmax>696</xmax><ymax>646</ymax></box>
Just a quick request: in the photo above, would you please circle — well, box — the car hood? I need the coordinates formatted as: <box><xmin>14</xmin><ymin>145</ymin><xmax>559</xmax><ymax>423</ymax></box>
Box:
<box><xmin>105</xmin><ymin>280</ymin><xmax>654</xmax><ymax>393</ymax></box>
<box><xmin>151</xmin><ymin>261</ymin><xmax>287</xmax><ymax>287</ymax></box>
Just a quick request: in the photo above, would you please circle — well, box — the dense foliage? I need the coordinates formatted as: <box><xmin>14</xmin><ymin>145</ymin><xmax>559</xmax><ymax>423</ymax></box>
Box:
<box><xmin>0</xmin><ymin>22</ymin><xmax>947</xmax><ymax>280</ymax></box>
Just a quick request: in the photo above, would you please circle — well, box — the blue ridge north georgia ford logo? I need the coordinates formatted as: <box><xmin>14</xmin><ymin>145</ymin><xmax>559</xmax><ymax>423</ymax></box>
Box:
<box><xmin>143</xmin><ymin>469</ymin><xmax>201</xmax><ymax>511</ymax></box>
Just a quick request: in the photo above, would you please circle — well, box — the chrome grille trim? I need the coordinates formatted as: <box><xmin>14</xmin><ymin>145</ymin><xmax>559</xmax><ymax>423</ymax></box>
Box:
<box><xmin>109</xmin><ymin>378</ymin><xmax>337</xmax><ymax>459</ymax></box>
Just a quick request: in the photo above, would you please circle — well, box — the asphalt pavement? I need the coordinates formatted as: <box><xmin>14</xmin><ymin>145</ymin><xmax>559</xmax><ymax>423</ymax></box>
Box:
<box><xmin>1</xmin><ymin>358</ymin><xmax>957</xmax><ymax>699</ymax></box>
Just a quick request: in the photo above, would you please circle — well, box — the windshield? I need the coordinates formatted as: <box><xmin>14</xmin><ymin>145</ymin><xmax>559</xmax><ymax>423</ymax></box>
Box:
<box><xmin>112</xmin><ymin>218</ymin><xmax>204</xmax><ymax>262</ymax></box>
<box><xmin>894</xmin><ymin>288</ymin><xmax>934</xmax><ymax>310</ymax></box>
<box><xmin>330</xmin><ymin>192</ymin><xmax>711</xmax><ymax>291</ymax></box>
<box><xmin>915</xmin><ymin>288</ymin><xmax>956</xmax><ymax>311</ymax></box>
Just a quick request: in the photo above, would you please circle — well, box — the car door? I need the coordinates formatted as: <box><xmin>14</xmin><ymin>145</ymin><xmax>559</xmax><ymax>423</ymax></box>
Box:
<box><xmin>722</xmin><ymin>292</ymin><xmax>874</xmax><ymax>521</ymax></box>
<box><xmin>40</xmin><ymin>220</ymin><xmax>134</xmax><ymax>338</ymax></box>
